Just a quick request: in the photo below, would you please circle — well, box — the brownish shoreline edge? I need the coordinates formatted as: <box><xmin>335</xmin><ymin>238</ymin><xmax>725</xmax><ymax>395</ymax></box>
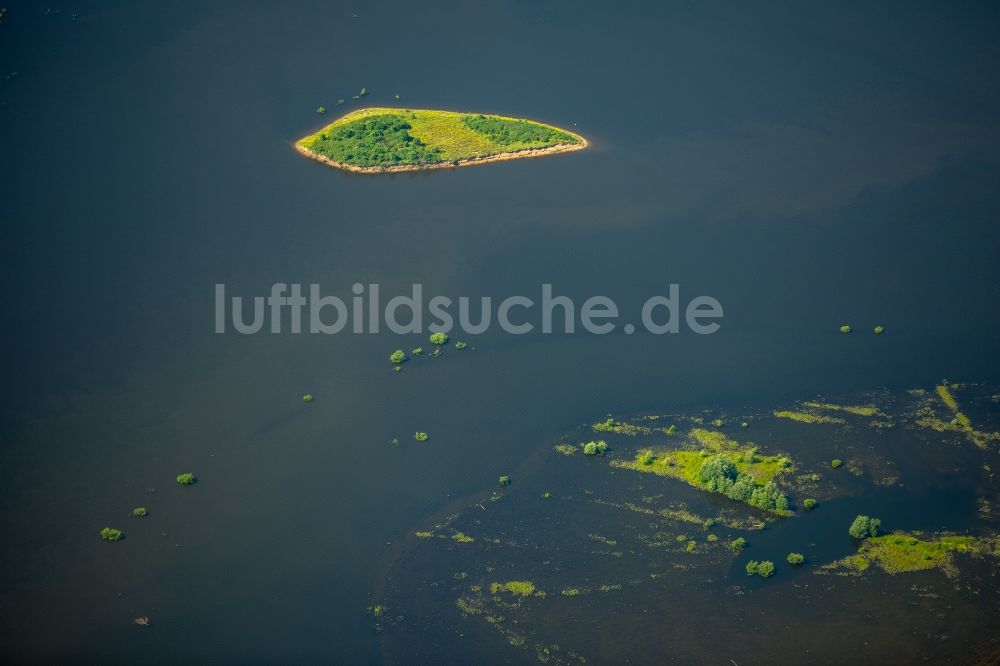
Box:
<box><xmin>293</xmin><ymin>135</ymin><xmax>589</xmax><ymax>173</ymax></box>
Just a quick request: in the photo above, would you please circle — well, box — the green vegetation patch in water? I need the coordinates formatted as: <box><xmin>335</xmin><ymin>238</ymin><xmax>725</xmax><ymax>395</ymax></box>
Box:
<box><xmin>176</xmin><ymin>472</ymin><xmax>196</xmax><ymax>485</ymax></box>
<box><xmin>774</xmin><ymin>410</ymin><xmax>846</xmax><ymax>425</ymax></box>
<box><xmin>612</xmin><ymin>429</ymin><xmax>792</xmax><ymax>514</ymax></box>
<box><xmin>100</xmin><ymin>527</ymin><xmax>123</xmax><ymax>541</ymax></box>
<box><xmin>822</xmin><ymin>532</ymin><xmax>999</xmax><ymax>577</ymax></box>
<box><xmin>298</xmin><ymin>108</ymin><xmax>585</xmax><ymax>171</ymax></box>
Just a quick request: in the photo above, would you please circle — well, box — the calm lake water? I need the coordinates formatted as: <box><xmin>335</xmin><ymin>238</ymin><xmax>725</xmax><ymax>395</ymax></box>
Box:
<box><xmin>2</xmin><ymin>1</ymin><xmax>1000</xmax><ymax>663</ymax></box>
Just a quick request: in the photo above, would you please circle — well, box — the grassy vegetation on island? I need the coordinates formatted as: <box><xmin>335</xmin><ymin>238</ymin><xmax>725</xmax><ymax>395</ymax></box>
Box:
<box><xmin>296</xmin><ymin>108</ymin><xmax>586</xmax><ymax>172</ymax></box>
<box><xmin>612</xmin><ymin>428</ymin><xmax>793</xmax><ymax>514</ymax></box>
<box><xmin>822</xmin><ymin>532</ymin><xmax>1000</xmax><ymax>577</ymax></box>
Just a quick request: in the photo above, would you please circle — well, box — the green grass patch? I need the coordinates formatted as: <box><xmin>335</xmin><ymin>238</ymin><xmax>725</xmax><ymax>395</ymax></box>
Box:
<box><xmin>801</xmin><ymin>401</ymin><xmax>883</xmax><ymax>417</ymax></box>
<box><xmin>774</xmin><ymin>410</ymin><xmax>846</xmax><ymax>425</ymax></box>
<box><xmin>824</xmin><ymin>533</ymin><xmax>998</xmax><ymax>577</ymax></box>
<box><xmin>490</xmin><ymin>581</ymin><xmax>536</xmax><ymax>597</ymax></box>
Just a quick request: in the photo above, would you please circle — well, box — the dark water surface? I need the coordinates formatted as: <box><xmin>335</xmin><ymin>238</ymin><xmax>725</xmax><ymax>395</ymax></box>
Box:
<box><xmin>2</xmin><ymin>1</ymin><xmax>1000</xmax><ymax>663</ymax></box>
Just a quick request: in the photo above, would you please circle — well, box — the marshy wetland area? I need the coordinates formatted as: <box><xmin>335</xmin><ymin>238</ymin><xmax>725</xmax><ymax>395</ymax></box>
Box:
<box><xmin>3</xmin><ymin>2</ymin><xmax>1000</xmax><ymax>664</ymax></box>
<box><xmin>375</xmin><ymin>384</ymin><xmax>1000</xmax><ymax>664</ymax></box>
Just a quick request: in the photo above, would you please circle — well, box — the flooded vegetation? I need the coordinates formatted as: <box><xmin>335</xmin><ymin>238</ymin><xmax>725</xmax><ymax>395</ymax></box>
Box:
<box><xmin>375</xmin><ymin>384</ymin><xmax>1000</xmax><ymax>664</ymax></box>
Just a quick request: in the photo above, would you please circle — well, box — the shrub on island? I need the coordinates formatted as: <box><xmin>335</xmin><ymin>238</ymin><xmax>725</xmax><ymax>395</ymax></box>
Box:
<box><xmin>100</xmin><ymin>527</ymin><xmax>123</xmax><ymax>541</ymax></box>
<box><xmin>849</xmin><ymin>515</ymin><xmax>881</xmax><ymax>539</ymax></box>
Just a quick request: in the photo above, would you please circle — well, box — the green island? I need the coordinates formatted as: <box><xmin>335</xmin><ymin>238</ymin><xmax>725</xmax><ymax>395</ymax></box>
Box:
<box><xmin>612</xmin><ymin>428</ymin><xmax>793</xmax><ymax>514</ymax></box>
<box><xmin>176</xmin><ymin>472</ymin><xmax>196</xmax><ymax>485</ymax></box>
<box><xmin>295</xmin><ymin>108</ymin><xmax>587</xmax><ymax>173</ymax></box>
<box><xmin>822</xmin><ymin>532</ymin><xmax>1000</xmax><ymax>577</ymax></box>
<box><xmin>100</xmin><ymin>527</ymin><xmax>123</xmax><ymax>542</ymax></box>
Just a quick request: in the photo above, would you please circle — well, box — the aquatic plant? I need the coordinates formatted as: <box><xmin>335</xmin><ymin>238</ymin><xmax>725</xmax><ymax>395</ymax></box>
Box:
<box><xmin>840</xmin><ymin>325</ymin><xmax>852</xmax><ymax>334</ymax></box>
<box><xmin>411</xmin><ymin>347</ymin><xmax>423</xmax><ymax>356</ymax></box>
<box><xmin>454</xmin><ymin>341</ymin><xmax>468</xmax><ymax>350</ymax></box>
<box><xmin>498</xmin><ymin>475</ymin><xmax>511</xmax><ymax>486</ymax></box>
<box><xmin>803</xmin><ymin>498</ymin><xmax>817</xmax><ymax>510</ymax></box>
<box><xmin>176</xmin><ymin>473</ymin><xmax>196</xmax><ymax>485</ymax></box>
<box><xmin>706</xmin><ymin>534</ymin><xmax>719</xmax><ymax>542</ymax></box>
<box><xmin>774</xmin><ymin>410</ymin><xmax>845</xmax><ymax>425</ymax></box>
<box><xmin>638</xmin><ymin>450</ymin><xmax>655</xmax><ymax>465</ymax></box>
<box><xmin>429</xmin><ymin>332</ymin><xmax>448</xmax><ymax>345</ymax></box>
<box><xmin>414</xmin><ymin>432</ymin><xmax>429</xmax><ymax>442</ymax></box>
<box><xmin>451</xmin><ymin>531</ymin><xmax>475</xmax><ymax>543</ymax></box>
<box><xmin>593</xmin><ymin>418</ymin><xmax>652</xmax><ymax>436</ymax></box>
<box><xmin>552</xmin><ymin>443</ymin><xmax>576</xmax><ymax>456</ymax></box>
<box><xmin>542</xmin><ymin>492</ymin><xmax>552</xmax><ymax>499</ymax></box>
<box><xmin>490</xmin><ymin>581</ymin><xmax>535</xmax><ymax>596</ymax></box>
<box><xmin>849</xmin><ymin>515</ymin><xmax>881</xmax><ymax>539</ymax></box>
<box><xmin>802</xmin><ymin>401</ymin><xmax>883</xmax><ymax>417</ymax></box>
<box><xmin>302</xmin><ymin>393</ymin><xmax>314</xmax><ymax>403</ymax></box>
<box><xmin>874</xmin><ymin>325</ymin><xmax>884</xmax><ymax>334</ymax></box>
<box><xmin>316</xmin><ymin>106</ymin><xmax>326</xmax><ymax>114</ymax></box>
<box><xmin>389</xmin><ymin>438</ymin><xmax>399</xmax><ymax>447</ymax></box>
<box><xmin>786</xmin><ymin>552</ymin><xmax>805</xmax><ymax>565</ymax></box>
<box><xmin>831</xmin><ymin>459</ymin><xmax>843</xmax><ymax>468</ymax></box>
<box><xmin>359</xmin><ymin>87</ymin><xmax>368</xmax><ymax>97</ymax></box>
<box><xmin>100</xmin><ymin>527</ymin><xmax>123</xmax><ymax>541</ymax></box>
<box><xmin>582</xmin><ymin>440</ymin><xmax>609</xmax><ymax>456</ymax></box>
<box><xmin>745</xmin><ymin>560</ymin><xmax>759</xmax><ymax>575</ymax></box>
<box><xmin>131</xmin><ymin>507</ymin><xmax>147</xmax><ymax>518</ymax></box>
<box><xmin>390</xmin><ymin>349</ymin><xmax>407</xmax><ymax>364</ymax></box>
<box><xmin>729</xmin><ymin>537</ymin><xmax>747</xmax><ymax>553</ymax></box>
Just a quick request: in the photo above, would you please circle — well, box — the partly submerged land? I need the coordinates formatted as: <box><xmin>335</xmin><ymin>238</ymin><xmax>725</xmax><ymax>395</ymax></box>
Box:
<box><xmin>373</xmin><ymin>383</ymin><xmax>1000</xmax><ymax>664</ymax></box>
<box><xmin>295</xmin><ymin>108</ymin><xmax>587</xmax><ymax>173</ymax></box>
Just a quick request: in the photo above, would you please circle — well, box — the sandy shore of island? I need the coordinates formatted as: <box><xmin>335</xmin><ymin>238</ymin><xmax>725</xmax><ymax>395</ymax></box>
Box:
<box><xmin>293</xmin><ymin>136</ymin><xmax>589</xmax><ymax>174</ymax></box>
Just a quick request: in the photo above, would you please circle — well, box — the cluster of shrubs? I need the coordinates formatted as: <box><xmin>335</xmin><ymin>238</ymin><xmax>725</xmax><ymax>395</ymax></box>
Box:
<box><xmin>849</xmin><ymin>515</ymin><xmax>880</xmax><ymax>539</ymax></box>
<box><xmin>462</xmin><ymin>114</ymin><xmax>576</xmax><ymax>147</ymax></box>
<box><xmin>583</xmin><ymin>440</ymin><xmax>608</xmax><ymax>456</ymax></box>
<box><xmin>314</xmin><ymin>115</ymin><xmax>442</xmax><ymax>168</ymax></box>
<box><xmin>698</xmin><ymin>456</ymin><xmax>789</xmax><ymax>512</ymax></box>
<box><xmin>745</xmin><ymin>560</ymin><xmax>775</xmax><ymax>577</ymax></box>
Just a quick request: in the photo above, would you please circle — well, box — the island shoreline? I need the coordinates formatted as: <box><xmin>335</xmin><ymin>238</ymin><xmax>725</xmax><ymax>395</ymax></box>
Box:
<box><xmin>293</xmin><ymin>136</ymin><xmax>589</xmax><ymax>173</ymax></box>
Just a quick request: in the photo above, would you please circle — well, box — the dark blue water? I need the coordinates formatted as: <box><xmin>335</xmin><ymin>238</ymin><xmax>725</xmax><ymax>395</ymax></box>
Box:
<box><xmin>2</xmin><ymin>1</ymin><xmax>1000</xmax><ymax>662</ymax></box>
